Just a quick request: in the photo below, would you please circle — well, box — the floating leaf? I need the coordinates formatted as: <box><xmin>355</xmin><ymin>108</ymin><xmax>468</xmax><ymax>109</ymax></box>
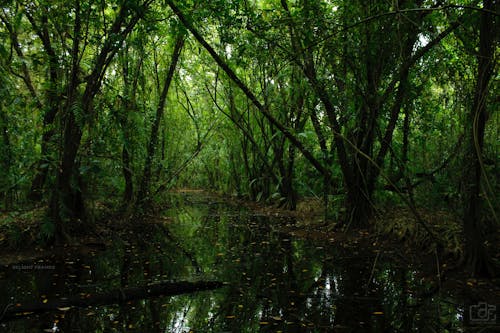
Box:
<box><xmin>57</xmin><ymin>307</ymin><xmax>71</xmax><ymax>311</ymax></box>
<box><xmin>373</xmin><ymin>311</ymin><xmax>384</xmax><ymax>315</ymax></box>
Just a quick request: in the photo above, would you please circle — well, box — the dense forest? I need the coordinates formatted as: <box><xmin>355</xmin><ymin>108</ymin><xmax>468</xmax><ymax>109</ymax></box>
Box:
<box><xmin>0</xmin><ymin>0</ymin><xmax>498</xmax><ymax>282</ymax></box>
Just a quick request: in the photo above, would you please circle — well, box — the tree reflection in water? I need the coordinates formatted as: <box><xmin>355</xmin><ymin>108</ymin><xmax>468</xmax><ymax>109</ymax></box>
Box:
<box><xmin>0</xmin><ymin>193</ymin><xmax>463</xmax><ymax>332</ymax></box>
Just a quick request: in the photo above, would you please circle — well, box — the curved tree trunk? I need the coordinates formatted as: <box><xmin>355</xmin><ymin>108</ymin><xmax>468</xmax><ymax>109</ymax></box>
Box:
<box><xmin>462</xmin><ymin>0</ymin><xmax>497</xmax><ymax>277</ymax></box>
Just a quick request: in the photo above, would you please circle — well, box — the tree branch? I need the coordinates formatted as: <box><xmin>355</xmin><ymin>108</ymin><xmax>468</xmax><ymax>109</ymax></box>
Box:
<box><xmin>166</xmin><ymin>0</ymin><xmax>330</xmax><ymax>179</ymax></box>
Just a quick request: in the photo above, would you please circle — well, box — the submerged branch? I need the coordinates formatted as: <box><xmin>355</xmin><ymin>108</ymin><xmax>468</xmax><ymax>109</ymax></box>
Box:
<box><xmin>0</xmin><ymin>280</ymin><xmax>223</xmax><ymax>322</ymax></box>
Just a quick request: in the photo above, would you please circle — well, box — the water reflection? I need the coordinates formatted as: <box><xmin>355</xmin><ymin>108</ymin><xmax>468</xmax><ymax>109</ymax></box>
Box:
<box><xmin>0</xmin><ymin>193</ymin><xmax>464</xmax><ymax>332</ymax></box>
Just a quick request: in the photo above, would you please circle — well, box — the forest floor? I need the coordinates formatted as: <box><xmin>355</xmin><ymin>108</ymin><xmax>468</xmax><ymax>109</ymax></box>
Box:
<box><xmin>1</xmin><ymin>189</ymin><xmax>499</xmax><ymax>308</ymax></box>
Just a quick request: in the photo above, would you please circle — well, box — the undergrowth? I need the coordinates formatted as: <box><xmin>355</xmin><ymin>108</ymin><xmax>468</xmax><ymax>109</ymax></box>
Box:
<box><xmin>0</xmin><ymin>207</ymin><xmax>46</xmax><ymax>248</ymax></box>
<box><xmin>375</xmin><ymin>208</ymin><xmax>463</xmax><ymax>257</ymax></box>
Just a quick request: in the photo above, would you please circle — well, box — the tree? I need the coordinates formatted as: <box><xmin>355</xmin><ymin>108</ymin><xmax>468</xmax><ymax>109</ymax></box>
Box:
<box><xmin>47</xmin><ymin>0</ymin><xmax>152</xmax><ymax>241</ymax></box>
<box><xmin>137</xmin><ymin>32</ymin><xmax>185</xmax><ymax>208</ymax></box>
<box><xmin>462</xmin><ymin>0</ymin><xmax>498</xmax><ymax>277</ymax></box>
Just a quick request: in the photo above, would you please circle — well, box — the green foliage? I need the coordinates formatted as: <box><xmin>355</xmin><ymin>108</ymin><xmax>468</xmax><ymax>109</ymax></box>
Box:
<box><xmin>38</xmin><ymin>216</ymin><xmax>56</xmax><ymax>243</ymax></box>
<box><xmin>0</xmin><ymin>0</ymin><xmax>496</xmax><ymax>261</ymax></box>
<box><xmin>0</xmin><ymin>215</ymin><xmax>22</xmax><ymax>247</ymax></box>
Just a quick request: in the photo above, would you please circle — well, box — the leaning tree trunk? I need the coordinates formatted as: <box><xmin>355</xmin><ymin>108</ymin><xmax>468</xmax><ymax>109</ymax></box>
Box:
<box><xmin>462</xmin><ymin>0</ymin><xmax>497</xmax><ymax>277</ymax></box>
<box><xmin>137</xmin><ymin>34</ymin><xmax>184</xmax><ymax>207</ymax></box>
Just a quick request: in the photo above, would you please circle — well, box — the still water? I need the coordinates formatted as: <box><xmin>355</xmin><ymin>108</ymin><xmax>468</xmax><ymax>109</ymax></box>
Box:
<box><xmin>1</xmin><ymin>192</ymin><xmax>466</xmax><ymax>332</ymax></box>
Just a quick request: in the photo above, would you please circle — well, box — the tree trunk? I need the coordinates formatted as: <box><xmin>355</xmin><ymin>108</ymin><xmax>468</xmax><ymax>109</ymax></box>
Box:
<box><xmin>463</xmin><ymin>0</ymin><xmax>496</xmax><ymax>277</ymax></box>
<box><xmin>122</xmin><ymin>146</ymin><xmax>134</xmax><ymax>203</ymax></box>
<box><xmin>48</xmin><ymin>0</ymin><xmax>84</xmax><ymax>242</ymax></box>
<box><xmin>167</xmin><ymin>0</ymin><xmax>330</xmax><ymax>181</ymax></box>
<box><xmin>23</xmin><ymin>7</ymin><xmax>61</xmax><ymax>202</ymax></box>
<box><xmin>0</xmin><ymin>105</ymin><xmax>14</xmax><ymax>209</ymax></box>
<box><xmin>138</xmin><ymin>34</ymin><xmax>184</xmax><ymax>207</ymax></box>
<box><xmin>119</xmin><ymin>47</ymin><xmax>142</xmax><ymax>206</ymax></box>
<box><xmin>49</xmin><ymin>1</ymin><xmax>147</xmax><ymax>241</ymax></box>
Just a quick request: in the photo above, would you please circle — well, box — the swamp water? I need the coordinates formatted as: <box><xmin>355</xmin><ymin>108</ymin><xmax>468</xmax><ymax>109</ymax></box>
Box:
<box><xmin>0</xmin><ymin>193</ymin><xmax>472</xmax><ymax>332</ymax></box>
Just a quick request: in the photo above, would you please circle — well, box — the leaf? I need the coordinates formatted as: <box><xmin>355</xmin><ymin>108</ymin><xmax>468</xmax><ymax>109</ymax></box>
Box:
<box><xmin>57</xmin><ymin>307</ymin><xmax>71</xmax><ymax>311</ymax></box>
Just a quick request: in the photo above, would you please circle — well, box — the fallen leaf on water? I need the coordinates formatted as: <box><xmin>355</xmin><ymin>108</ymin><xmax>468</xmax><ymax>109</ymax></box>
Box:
<box><xmin>226</xmin><ymin>315</ymin><xmax>236</xmax><ymax>319</ymax></box>
<box><xmin>373</xmin><ymin>311</ymin><xmax>384</xmax><ymax>315</ymax></box>
<box><xmin>57</xmin><ymin>307</ymin><xmax>71</xmax><ymax>311</ymax></box>
<box><xmin>259</xmin><ymin>322</ymin><xmax>270</xmax><ymax>325</ymax></box>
